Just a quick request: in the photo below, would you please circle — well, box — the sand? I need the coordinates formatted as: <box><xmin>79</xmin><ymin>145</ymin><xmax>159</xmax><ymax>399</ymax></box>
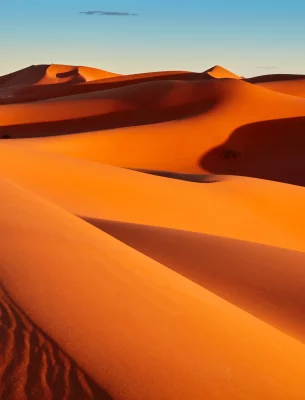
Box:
<box><xmin>5</xmin><ymin>77</ymin><xmax>305</xmax><ymax>186</ymax></box>
<box><xmin>1</xmin><ymin>63</ymin><xmax>305</xmax><ymax>399</ymax></box>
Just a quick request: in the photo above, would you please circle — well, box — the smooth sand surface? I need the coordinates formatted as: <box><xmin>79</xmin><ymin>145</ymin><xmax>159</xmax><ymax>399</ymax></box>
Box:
<box><xmin>1</xmin><ymin>63</ymin><xmax>305</xmax><ymax>399</ymax></box>
<box><xmin>204</xmin><ymin>65</ymin><xmax>242</xmax><ymax>79</ymax></box>
<box><xmin>245</xmin><ymin>74</ymin><xmax>305</xmax><ymax>97</ymax></box>
<box><xmin>86</xmin><ymin>219</ymin><xmax>305</xmax><ymax>342</ymax></box>
<box><xmin>7</xmin><ymin>77</ymin><xmax>305</xmax><ymax>186</ymax></box>
<box><xmin>0</xmin><ymin>144</ymin><xmax>305</xmax><ymax>252</ymax></box>
<box><xmin>2</xmin><ymin>179</ymin><xmax>305</xmax><ymax>400</ymax></box>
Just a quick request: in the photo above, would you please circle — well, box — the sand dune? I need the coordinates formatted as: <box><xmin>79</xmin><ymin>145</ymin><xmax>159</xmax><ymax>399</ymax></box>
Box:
<box><xmin>0</xmin><ymin>69</ymin><xmax>208</xmax><ymax>104</ymax></box>
<box><xmin>204</xmin><ymin>65</ymin><xmax>242</xmax><ymax>79</ymax></box>
<box><xmin>0</xmin><ymin>144</ymin><xmax>305</xmax><ymax>252</ymax></box>
<box><xmin>0</xmin><ymin>286</ymin><xmax>111</xmax><ymax>400</ymax></box>
<box><xmin>2</xmin><ymin>179</ymin><xmax>305</xmax><ymax>399</ymax></box>
<box><xmin>1</xmin><ymin>62</ymin><xmax>305</xmax><ymax>398</ymax></box>
<box><xmin>8</xmin><ymin>78</ymin><xmax>305</xmax><ymax>185</ymax></box>
<box><xmin>256</xmin><ymin>80</ymin><xmax>305</xmax><ymax>97</ymax></box>
<box><xmin>86</xmin><ymin>218</ymin><xmax>305</xmax><ymax>342</ymax></box>
<box><xmin>245</xmin><ymin>74</ymin><xmax>305</xmax><ymax>97</ymax></box>
<box><xmin>0</xmin><ymin>64</ymin><xmax>119</xmax><ymax>104</ymax></box>
<box><xmin>0</xmin><ymin>64</ymin><xmax>119</xmax><ymax>88</ymax></box>
<box><xmin>0</xmin><ymin>79</ymin><xmax>221</xmax><ymax>137</ymax></box>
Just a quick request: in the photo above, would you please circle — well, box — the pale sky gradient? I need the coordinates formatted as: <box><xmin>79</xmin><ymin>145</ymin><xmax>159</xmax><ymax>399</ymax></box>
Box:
<box><xmin>1</xmin><ymin>0</ymin><xmax>305</xmax><ymax>78</ymax></box>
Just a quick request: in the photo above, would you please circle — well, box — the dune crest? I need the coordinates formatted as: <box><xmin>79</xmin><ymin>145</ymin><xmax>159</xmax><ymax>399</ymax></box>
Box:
<box><xmin>1</xmin><ymin>61</ymin><xmax>305</xmax><ymax>398</ymax></box>
<box><xmin>1</xmin><ymin>179</ymin><xmax>305</xmax><ymax>399</ymax></box>
<box><xmin>204</xmin><ymin>65</ymin><xmax>242</xmax><ymax>79</ymax></box>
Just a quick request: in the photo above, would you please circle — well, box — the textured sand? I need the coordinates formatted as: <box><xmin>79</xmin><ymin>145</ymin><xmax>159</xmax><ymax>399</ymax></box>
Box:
<box><xmin>0</xmin><ymin>286</ymin><xmax>111</xmax><ymax>400</ymax></box>
<box><xmin>1</xmin><ymin>63</ymin><xmax>305</xmax><ymax>399</ymax></box>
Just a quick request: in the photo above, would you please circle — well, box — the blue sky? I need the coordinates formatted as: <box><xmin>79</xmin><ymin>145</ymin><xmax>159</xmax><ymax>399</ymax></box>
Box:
<box><xmin>1</xmin><ymin>0</ymin><xmax>305</xmax><ymax>77</ymax></box>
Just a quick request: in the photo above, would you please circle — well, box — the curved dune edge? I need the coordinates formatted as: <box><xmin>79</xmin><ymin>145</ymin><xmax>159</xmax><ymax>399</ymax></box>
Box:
<box><xmin>0</xmin><ymin>286</ymin><xmax>111</xmax><ymax>399</ymax></box>
<box><xmin>1</xmin><ymin>178</ymin><xmax>305</xmax><ymax>399</ymax></box>
<box><xmin>2</xmin><ymin>61</ymin><xmax>305</xmax><ymax>400</ymax></box>
<box><xmin>84</xmin><ymin>218</ymin><xmax>305</xmax><ymax>343</ymax></box>
<box><xmin>204</xmin><ymin>65</ymin><xmax>242</xmax><ymax>79</ymax></box>
<box><xmin>0</xmin><ymin>64</ymin><xmax>119</xmax><ymax>87</ymax></box>
<box><xmin>0</xmin><ymin>144</ymin><xmax>305</xmax><ymax>252</ymax></box>
<box><xmin>0</xmin><ymin>78</ymin><xmax>222</xmax><ymax>137</ymax></box>
<box><xmin>244</xmin><ymin>74</ymin><xmax>305</xmax><ymax>97</ymax></box>
<box><xmin>7</xmin><ymin>78</ymin><xmax>305</xmax><ymax>187</ymax></box>
<box><xmin>255</xmin><ymin>80</ymin><xmax>305</xmax><ymax>98</ymax></box>
<box><xmin>0</xmin><ymin>68</ymin><xmax>205</xmax><ymax>104</ymax></box>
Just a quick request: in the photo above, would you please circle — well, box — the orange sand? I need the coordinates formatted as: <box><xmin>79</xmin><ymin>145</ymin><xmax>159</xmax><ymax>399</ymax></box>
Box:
<box><xmin>244</xmin><ymin>74</ymin><xmax>305</xmax><ymax>98</ymax></box>
<box><xmin>1</xmin><ymin>63</ymin><xmax>305</xmax><ymax>399</ymax></box>
<box><xmin>204</xmin><ymin>65</ymin><xmax>242</xmax><ymax>79</ymax></box>
<box><xmin>6</xmin><ymin>77</ymin><xmax>305</xmax><ymax>185</ymax></box>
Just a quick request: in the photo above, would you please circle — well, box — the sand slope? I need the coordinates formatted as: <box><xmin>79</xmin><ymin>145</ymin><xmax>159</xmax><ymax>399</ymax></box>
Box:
<box><xmin>8</xmin><ymin>77</ymin><xmax>305</xmax><ymax>186</ymax></box>
<box><xmin>0</xmin><ymin>144</ymin><xmax>305</xmax><ymax>252</ymax></box>
<box><xmin>0</xmin><ymin>79</ymin><xmax>220</xmax><ymax>137</ymax></box>
<box><xmin>0</xmin><ymin>286</ymin><xmax>111</xmax><ymax>400</ymax></box>
<box><xmin>246</xmin><ymin>74</ymin><xmax>305</xmax><ymax>97</ymax></box>
<box><xmin>1</xmin><ymin>179</ymin><xmax>305</xmax><ymax>399</ymax></box>
<box><xmin>1</xmin><ymin>62</ymin><xmax>305</xmax><ymax>399</ymax></box>
<box><xmin>0</xmin><ymin>64</ymin><xmax>119</xmax><ymax>104</ymax></box>
<box><xmin>204</xmin><ymin>65</ymin><xmax>242</xmax><ymax>79</ymax></box>
<box><xmin>87</xmin><ymin>219</ymin><xmax>305</xmax><ymax>342</ymax></box>
<box><xmin>0</xmin><ymin>64</ymin><xmax>119</xmax><ymax>88</ymax></box>
<box><xmin>0</xmin><ymin>69</ymin><xmax>208</xmax><ymax>104</ymax></box>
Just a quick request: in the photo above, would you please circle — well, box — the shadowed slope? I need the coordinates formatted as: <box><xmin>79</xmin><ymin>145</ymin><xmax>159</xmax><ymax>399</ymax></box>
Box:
<box><xmin>244</xmin><ymin>74</ymin><xmax>305</xmax><ymax>98</ymax></box>
<box><xmin>0</xmin><ymin>79</ymin><xmax>220</xmax><ymax>137</ymax></box>
<box><xmin>1</xmin><ymin>179</ymin><xmax>305</xmax><ymax>399</ymax></box>
<box><xmin>205</xmin><ymin>65</ymin><xmax>241</xmax><ymax>79</ymax></box>
<box><xmin>0</xmin><ymin>144</ymin><xmax>305</xmax><ymax>252</ymax></box>
<box><xmin>0</xmin><ymin>70</ymin><xmax>208</xmax><ymax>104</ymax></box>
<box><xmin>0</xmin><ymin>286</ymin><xmax>112</xmax><ymax>400</ymax></box>
<box><xmin>0</xmin><ymin>64</ymin><xmax>118</xmax><ymax>88</ymax></box>
<box><xmin>131</xmin><ymin>169</ymin><xmax>220</xmax><ymax>183</ymax></box>
<box><xmin>0</xmin><ymin>64</ymin><xmax>119</xmax><ymax>103</ymax></box>
<box><xmin>245</xmin><ymin>74</ymin><xmax>305</xmax><ymax>98</ymax></box>
<box><xmin>0</xmin><ymin>65</ymin><xmax>50</xmax><ymax>88</ymax></box>
<box><xmin>13</xmin><ymin>79</ymin><xmax>305</xmax><ymax>173</ymax></box>
<box><xmin>246</xmin><ymin>73</ymin><xmax>305</xmax><ymax>84</ymax></box>
<box><xmin>200</xmin><ymin>116</ymin><xmax>305</xmax><ymax>186</ymax></box>
<box><xmin>84</xmin><ymin>218</ymin><xmax>305</xmax><ymax>343</ymax></box>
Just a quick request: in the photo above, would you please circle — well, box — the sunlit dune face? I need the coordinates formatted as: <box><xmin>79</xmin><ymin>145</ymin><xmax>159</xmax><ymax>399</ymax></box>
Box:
<box><xmin>1</xmin><ymin>63</ymin><xmax>305</xmax><ymax>399</ymax></box>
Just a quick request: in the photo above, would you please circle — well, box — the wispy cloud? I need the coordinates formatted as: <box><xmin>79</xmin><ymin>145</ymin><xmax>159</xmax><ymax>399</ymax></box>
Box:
<box><xmin>80</xmin><ymin>11</ymin><xmax>138</xmax><ymax>17</ymax></box>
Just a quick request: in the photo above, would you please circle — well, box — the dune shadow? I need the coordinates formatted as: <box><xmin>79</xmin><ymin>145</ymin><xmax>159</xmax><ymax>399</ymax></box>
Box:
<box><xmin>0</xmin><ymin>72</ymin><xmax>211</xmax><ymax>105</ymax></box>
<box><xmin>80</xmin><ymin>217</ymin><xmax>305</xmax><ymax>343</ymax></box>
<box><xmin>55</xmin><ymin>68</ymin><xmax>86</xmax><ymax>84</ymax></box>
<box><xmin>130</xmin><ymin>169</ymin><xmax>221</xmax><ymax>183</ymax></box>
<box><xmin>200</xmin><ymin>116</ymin><xmax>305</xmax><ymax>186</ymax></box>
<box><xmin>0</xmin><ymin>65</ymin><xmax>49</xmax><ymax>88</ymax></box>
<box><xmin>245</xmin><ymin>74</ymin><xmax>305</xmax><ymax>84</ymax></box>
<box><xmin>0</xmin><ymin>98</ymin><xmax>217</xmax><ymax>138</ymax></box>
<box><xmin>0</xmin><ymin>284</ymin><xmax>112</xmax><ymax>399</ymax></box>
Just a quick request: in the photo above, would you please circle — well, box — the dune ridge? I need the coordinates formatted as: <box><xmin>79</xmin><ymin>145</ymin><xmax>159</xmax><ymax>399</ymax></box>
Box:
<box><xmin>1</xmin><ymin>144</ymin><xmax>305</xmax><ymax>252</ymax></box>
<box><xmin>1</xmin><ymin>62</ymin><xmax>305</xmax><ymax>398</ymax></box>
<box><xmin>85</xmin><ymin>218</ymin><xmax>305</xmax><ymax>342</ymax></box>
<box><xmin>0</xmin><ymin>286</ymin><xmax>111</xmax><ymax>400</ymax></box>
<box><xmin>5</xmin><ymin>77</ymin><xmax>305</xmax><ymax>187</ymax></box>
<box><xmin>205</xmin><ymin>65</ymin><xmax>242</xmax><ymax>79</ymax></box>
<box><xmin>2</xmin><ymin>179</ymin><xmax>305</xmax><ymax>399</ymax></box>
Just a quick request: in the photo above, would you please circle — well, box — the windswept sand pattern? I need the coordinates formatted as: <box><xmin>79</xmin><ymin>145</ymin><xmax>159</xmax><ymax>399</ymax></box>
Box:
<box><xmin>0</xmin><ymin>286</ymin><xmax>111</xmax><ymax>400</ymax></box>
<box><xmin>2</xmin><ymin>63</ymin><xmax>305</xmax><ymax>399</ymax></box>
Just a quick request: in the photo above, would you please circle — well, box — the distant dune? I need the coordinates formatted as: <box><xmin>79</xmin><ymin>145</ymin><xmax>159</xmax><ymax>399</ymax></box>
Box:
<box><xmin>245</xmin><ymin>73</ymin><xmax>305</xmax><ymax>97</ymax></box>
<box><xmin>204</xmin><ymin>65</ymin><xmax>242</xmax><ymax>79</ymax></box>
<box><xmin>1</xmin><ymin>62</ymin><xmax>305</xmax><ymax>399</ymax></box>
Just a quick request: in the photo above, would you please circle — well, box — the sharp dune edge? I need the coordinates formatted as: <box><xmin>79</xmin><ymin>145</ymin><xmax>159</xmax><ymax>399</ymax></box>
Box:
<box><xmin>1</xmin><ymin>63</ymin><xmax>305</xmax><ymax>399</ymax></box>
